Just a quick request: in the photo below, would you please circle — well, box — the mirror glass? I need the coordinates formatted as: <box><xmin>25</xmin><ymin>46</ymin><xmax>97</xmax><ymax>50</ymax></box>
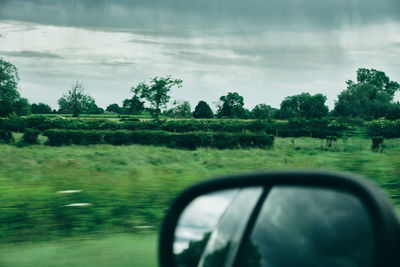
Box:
<box><xmin>173</xmin><ymin>186</ymin><xmax>374</xmax><ymax>267</ymax></box>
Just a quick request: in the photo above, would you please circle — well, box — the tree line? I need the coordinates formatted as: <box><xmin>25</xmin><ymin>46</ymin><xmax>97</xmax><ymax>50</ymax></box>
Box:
<box><xmin>1</xmin><ymin>58</ymin><xmax>399</xmax><ymax>121</ymax></box>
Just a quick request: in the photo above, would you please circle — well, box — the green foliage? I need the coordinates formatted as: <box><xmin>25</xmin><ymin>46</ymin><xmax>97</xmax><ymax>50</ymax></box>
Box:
<box><xmin>122</xmin><ymin>95</ymin><xmax>145</xmax><ymax>115</ymax></box>
<box><xmin>193</xmin><ymin>100</ymin><xmax>213</xmax><ymax>118</ymax></box>
<box><xmin>31</xmin><ymin>103</ymin><xmax>52</xmax><ymax>114</ymax></box>
<box><xmin>43</xmin><ymin>129</ymin><xmax>104</xmax><ymax>146</ymax></box>
<box><xmin>0</xmin><ymin>58</ymin><xmax>20</xmax><ymax>117</ymax></box>
<box><xmin>217</xmin><ymin>92</ymin><xmax>246</xmax><ymax>118</ymax></box>
<box><xmin>277</xmin><ymin>93</ymin><xmax>328</xmax><ymax>119</ymax></box>
<box><xmin>0</xmin><ymin>130</ymin><xmax>14</xmax><ymax>144</ymax></box>
<box><xmin>43</xmin><ymin>129</ymin><xmax>274</xmax><ymax>149</ymax></box>
<box><xmin>334</xmin><ymin>68</ymin><xmax>399</xmax><ymax>119</ymax></box>
<box><xmin>13</xmin><ymin>97</ymin><xmax>31</xmax><ymax>116</ymax></box>
<box><xmin>251</xmin><ymin>104</ymin><xmax>276</xmax><ymax>119</ymax></box>
<box><xmin>367</xmin><ymin>119</ymin><xmax>400</xmax><ymax>138</ymax></box>
<box><xmin>371</xmin><ymin>136</ymin><xmax>384</xmax><ymax>151</ymax></box>
<box><xmin>106</xmin><ymin>103</ymin><xmax>122</xmax><ymax>114</ymax></box>
<box><xmin>58</xmin><ymin>81</ymin><xmax>103</xmax><ymax>117</ymax></box>
<box><xmin>132</xmin><ymin>76</ymin><xmax>183</xmax><ymax>121</ymax></box>
<box><xmin>21</xmin><ymin>128</ymin><xmax>40</xmax><ymax>145</ymax></box>
<box><xmin>164</xmin><ymin>100</ymin><xmax>192</xmax><ymax>118</ymax></box>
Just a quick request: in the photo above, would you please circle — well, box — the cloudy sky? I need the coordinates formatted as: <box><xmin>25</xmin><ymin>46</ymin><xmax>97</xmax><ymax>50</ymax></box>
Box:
<box><xmin>0</xmin><ymin>0</ymin><xmax>399</xmax><ymax>110</ymax></box>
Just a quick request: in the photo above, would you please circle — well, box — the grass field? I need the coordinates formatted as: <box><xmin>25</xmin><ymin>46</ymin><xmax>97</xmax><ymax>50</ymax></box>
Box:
<box><xmin>0</xmin><ymin>233</ymin><xmax>157</xmax><ymax>267</ymax></box>
<box><xmin>1</xmin><ymin>136</ymin><xmax>400</xmax><ymax>266</ymax></box>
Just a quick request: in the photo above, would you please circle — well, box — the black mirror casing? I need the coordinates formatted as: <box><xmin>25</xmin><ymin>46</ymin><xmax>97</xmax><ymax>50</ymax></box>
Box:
<box><xmin>159</xmin><ymin>171</ymin><xmax>400</xmax><ymax>267</ymax></box>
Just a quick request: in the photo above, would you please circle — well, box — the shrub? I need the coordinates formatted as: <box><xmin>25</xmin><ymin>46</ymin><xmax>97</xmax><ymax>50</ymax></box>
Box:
<box><xmin>43</xmin><ymin>129</ymin><xmax>103</xmax><ymax>146</ymax></box>
<box><xmin>0</xmin><ymin>130</ymin><xmax>14</xmax><ymax>144</ymax></box>
<box><xmin>21</xmin><ymin>128</ymin><xmax>41</xmax><ymax>144</ymax></box>
<box><xmin>367</xmin><ymin>119</ymin><xmax>400</xmax><ymax>138</ymax></box>
<box><xmin>371</xmin><ymin>136</ymin><xmax>384</xmax><ymax>152</ymax></box>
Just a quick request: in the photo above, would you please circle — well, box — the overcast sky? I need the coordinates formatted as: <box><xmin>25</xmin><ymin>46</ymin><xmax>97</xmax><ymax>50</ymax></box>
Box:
<box><xmin>0</xmin><ymin>0</ymin><xmax>399</xmax><ymax>110</ymax></box>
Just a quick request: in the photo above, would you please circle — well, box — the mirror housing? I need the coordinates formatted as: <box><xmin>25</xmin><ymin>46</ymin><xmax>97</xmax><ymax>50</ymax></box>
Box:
<box><xmin>159</xmin><ymin>171</ymin><xmax>400</xmax><ymax>267</ymax></box>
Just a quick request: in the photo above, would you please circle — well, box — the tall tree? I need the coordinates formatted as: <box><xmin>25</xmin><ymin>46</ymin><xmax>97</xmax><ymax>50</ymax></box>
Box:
<box><xmin>58</xmin><ymin>81</ymin><xmax>102</xmax><ymax>117</ymax></box>
<box><xmin>217</xmin><ymin>92</ymin><xmax>245</xmax><ymax>118</ymax></box>
<box><xmin>0</xmin><ymin>58</ymin><xmax>20</xmax><ymax>117</ymax></box>
<box><xmin>334</xmin><ymin>68</ymin><xmax>400</xmax><ymax>119</ymax></box>
<box><xmin>278</xmin><ymin>93</ymin><xmax>328</xmax><ymax>119</ymax></box>
<box><xmin>31</xmin><ymin>103</ymin><xmax>52</xmax><ymax>114</ymax></box>
<box><xmin>106</xmin><ymin>103</ymin><xmax>121</xmax><ymax>114</ymax></box>
<box><xmin>193</xmin><ymin>100</ymin><xmax>213</xmax><ymax>118</ymax></box>
<box><xmin>131</xmin><ymin>76</ymin><xmax>182</xmax><ymax>121</ymax></box>
<box><xmin>251</xmin><ymin>104</ymin><xmax>276</xmax><ymax>119</ymax></box>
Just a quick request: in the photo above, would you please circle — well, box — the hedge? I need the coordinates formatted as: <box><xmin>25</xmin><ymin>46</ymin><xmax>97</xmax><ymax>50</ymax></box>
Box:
<box><xmin>0</xmin><ymin>130</ymin><xmax>14</xmax><ymax>144</ymax></box>
<box><xmin>21</xmin><ymin>128</ymin><xmax>41</xmax><ymax>145</ymax></box>
<box><xmin>43</xmin><ymin>129</ymin><xmax>274</xmax><ymax>149</ymax></box>
<box><xmin>367</xmin><ymin>119</ymin><xmax>400</xmax><ymax>138</ymax></box>
<box><xmin>0</xmin><ymin>117</ymin><xmax>351</xmax><ymax>138</ymax></box>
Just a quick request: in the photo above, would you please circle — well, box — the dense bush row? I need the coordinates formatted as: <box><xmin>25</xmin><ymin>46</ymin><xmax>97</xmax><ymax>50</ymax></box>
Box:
<box><xmin>0</xmin><ymin>116</ymin><xmax>352</xmax><ymax>138</ymax></box>
<box><xmin>42</xmin><ymin>129</ymin><xmax>274</xmax><ymax>149</ymax></box>
<box><xmin>367</xmin><ymin>119</ymin><xmax>400</xmax><ymax>138</ymax></box>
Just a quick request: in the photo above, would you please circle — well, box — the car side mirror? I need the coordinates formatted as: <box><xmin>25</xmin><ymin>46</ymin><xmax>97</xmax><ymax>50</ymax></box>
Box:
<box><xmin>159</xmin><ymin>171</ymin><xmax>400</xmax><ymax>267</ymax></box>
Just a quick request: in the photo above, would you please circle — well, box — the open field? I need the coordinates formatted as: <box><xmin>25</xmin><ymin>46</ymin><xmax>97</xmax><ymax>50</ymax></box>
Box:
<box><xmin>1</xmin><ymin>137</ymin><xmax>400</xmax><ymax>266</ymax></box>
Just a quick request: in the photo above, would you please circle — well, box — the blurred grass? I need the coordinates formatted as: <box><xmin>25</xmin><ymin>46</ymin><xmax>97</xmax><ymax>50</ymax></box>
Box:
<box><xmin>0</xmin><ymin>137</ymin><xmax>399</xmax><ymax>265</ymax></box>
<box><xmin>0</xmin><ymin>233</ymin><xmax>157</xmax><ymax>267</ymax></box>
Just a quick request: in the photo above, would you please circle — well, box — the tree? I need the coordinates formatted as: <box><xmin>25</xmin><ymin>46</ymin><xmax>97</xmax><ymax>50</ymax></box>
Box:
<box><xmin>106</xmin><ymin>103</ymin><xmax>121</xmax><ymax>114</ymax></box>
<box><xmin>217</xmin><ymin>92</ymin><xmax>245</xmax><ymax>118</ymax></box>
<box><xmin>31</xmin><ymin>103</ymin><xmax>52</xmax><ymax>114</ymax></box>
<box><xmin>333</xmin><ymin>68</ymin><xmax>400</xmax><ymax>119</ymax></box>
<box><xmin>251</xmin><ymin>104</ymin><xmax>276</xmax><ymax>119</ymax></box>
<box><xmin>131</xmin><ymin>76</ymin><xmax>182</xmax><ymax>121</ymax></box>
<box><xmin>0</xmin><ymin>58</ymin><xmax>20</xmax><ymax>117</ymax></box>
<box><xmin>168</xmin><ymin>100</ymin><xmax>192</xmax><ymax>118</ymax></box>
<box><xmin>278</xmin><ymin>93</ymin><xmax>328</xmax><ymax>119</ymax></box>
<box><xmin>122</xmin><ymin>95</ymin><xmax>144</xmax><ymax>114</ymax></box>
<box><xmin>193</xmin><ymin>100</ymin><xmax>213</xmax><ymax>118</ymax></box>
<box><xmin>14</xmin><ymin>98</ymin><xmax>30</xmax><ymax>116</ymax></box>
<box><xmin>58</xmin><ymin>81</ymin><xmax>102</xmax><ymax>117</ymax></box>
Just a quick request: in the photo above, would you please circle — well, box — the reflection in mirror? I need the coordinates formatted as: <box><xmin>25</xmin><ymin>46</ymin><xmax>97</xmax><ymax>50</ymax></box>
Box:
<box><xmin>236</xmin><ymin>186</ymin><xmax>375</xmax><ymax>267</ymax></box>
<box><xmin>173</xmin><ymin>187</ymin><xmax>264</xmax><ymax>267</ymax></box>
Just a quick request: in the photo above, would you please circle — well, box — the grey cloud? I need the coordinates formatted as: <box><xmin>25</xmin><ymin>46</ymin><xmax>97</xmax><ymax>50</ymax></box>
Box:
<box><xmin>101</xmin><ymin>60</ymin><xmax>136</xmax><ymax>67</ymax></box>
<box><xmin>0</xmin><ymin>50</ymin><xmax>63</xmax><ymax>59</ymax></box>
<box><xmin>0</xmin><ymin>0</ymin><xmax>399</xmax><ymax>36</ymax></box>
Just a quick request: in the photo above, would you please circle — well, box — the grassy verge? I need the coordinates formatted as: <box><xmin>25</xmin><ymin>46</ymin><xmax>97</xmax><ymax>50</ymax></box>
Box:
<box><xmin>1</xmin><ymin>137</ymin><xmax>399</xmax><ymax>243</ymax></box>
<box><xmin>0</xmin><ymin>233</ymin><xmax>157</xmax><ymax>267</ymax></box>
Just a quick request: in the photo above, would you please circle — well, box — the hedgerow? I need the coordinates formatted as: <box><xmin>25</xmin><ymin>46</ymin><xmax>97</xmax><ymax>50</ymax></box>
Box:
<box><xmin>43</xmin><ymin>129</ymin><xmax>274</xmax><ymax>149</ymax></box>
<box><xmin>0</xmin><ymin>117</ymin><xmax>351</xmax><ymax>138</ymax></box>
<box><xmin>367</xmin><ymin>119</ymin><xmax>400</xmax><ymax>138</ymax></box>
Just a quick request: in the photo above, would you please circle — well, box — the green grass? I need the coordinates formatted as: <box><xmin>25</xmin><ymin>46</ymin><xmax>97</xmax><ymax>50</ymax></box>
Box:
<box><xmin>0</xmin><ymin>233</ymin><xmax>157</xmax><ymax>267</ymax></box>
<box><xmin>1</xmin><ymin>137</ymin><xmax>400</xmax><ymax>265</ymax></box>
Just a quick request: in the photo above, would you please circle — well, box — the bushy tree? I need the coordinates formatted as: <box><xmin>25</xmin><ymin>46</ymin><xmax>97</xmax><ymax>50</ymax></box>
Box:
<box><xmin>122</xmin><ymin>95</ymin><xmax>144</xmax><ymax>114</ymax></box>
<box><xmin>106</xmin><ymin>103</ymin><xmax>121</xmax><ymax>114</ymax></box>
<box><xmin>14</xmin><ymin>97</ymin><xmax>30</xmax><ymax>116</ymax></box>
<box><xmin>217</xmin><ymin>92</ymin><xmax>245</xmax><ymax>118</ymax></box>
<box><xmin>131</xmin><ymin>76</ymin><xmax>182</xmax><ymax>121</ymax></box>
<box><xmin>31</xmin><ymin>103</ymin><xmax>52</xmax><ymax>114</ymax></box>
<box><xmin>193</xmin><ymin>100</ymin><xmax>213</xmax><ymax>118</ymax></box>
<box><xmin>278</xmin><ymin>93</ymin><xmax>328</xmax><ymax>119</ymax></box>
<box><xmin>333</xmin><ymin>68</ymin><xmax>399</xmax><ymax>119</ymax></box>
<box><xmin>251</xmin><ymin>104</ymin><xmax>276</xmax><ymax>119</ymax></box>
<box><xmin>0</xmin><ymin>58</ymin><xmax>20</xmax><ymax>117</ymax></box>
<box><xmin>58</xmin><ymin>81</ymin><xmax>102</xmax><ymax>117</ymax></box>
<box><xmin>165</xmin><ymin>100</ymin><xmax>192</xmax><ymax>118</ymax></box>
